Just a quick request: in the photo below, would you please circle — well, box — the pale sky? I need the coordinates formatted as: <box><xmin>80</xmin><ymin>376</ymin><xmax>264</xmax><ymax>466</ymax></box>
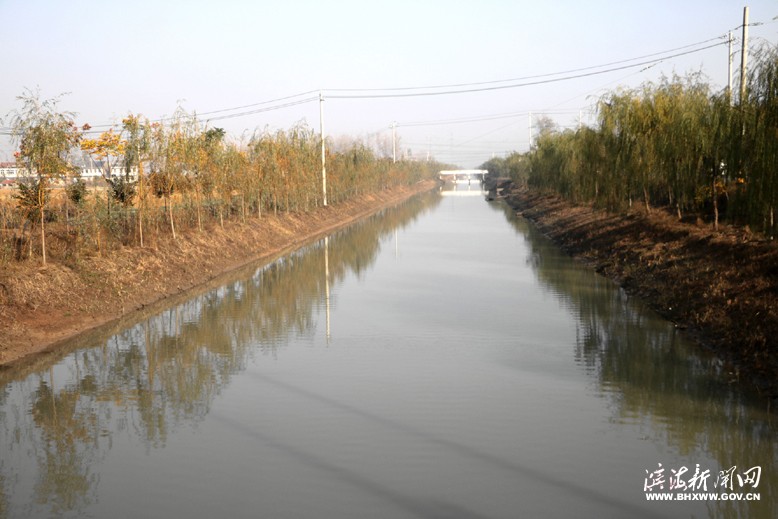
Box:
<box><xmin>1</xmin><ymin>0</ymin><xmax>777</xmax><ymax>167</ymax></box>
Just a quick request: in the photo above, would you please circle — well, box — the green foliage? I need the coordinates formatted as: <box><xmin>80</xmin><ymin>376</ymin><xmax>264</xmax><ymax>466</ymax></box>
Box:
<box><xmin>106</xmin><ymin>177</ymin><xmax>137</xmax><ymax>206</ymax></box>
<box><xmin>14</xmin><ymin>178</ymin><xmax>48</xmax><ymax>223</ymax></box>
<box><xmin>9</xmin><ymin>90</ymin><xmax>82</xmax><ymax>263</ymax></box>
<box><xmin>524</xmin><ymin>58</ymin><xmax>778</xmax><ymax>235</ymax></box>
<box><xmin>479</xmin><ymin>154</ymin><xmax>530</xmax><ymax>186</ymax></box>
<box><xmin>121</xmin><ymin>114</ymin><xmax>152</xmax><ymax>176</ymax></box>
<box><xmin>10</xmin><ymin>90</ymin><xmax>81</xmax><ymax>183</ymax></box>
<box><xmin>66</xmin><ymin>179</ymin><xmax>88</xmax><ymax>206</ymax></box>
<box><xmin>3</xmin><ymin>93</ymin><xmax>442</xmax><ymax>261</ymax></box>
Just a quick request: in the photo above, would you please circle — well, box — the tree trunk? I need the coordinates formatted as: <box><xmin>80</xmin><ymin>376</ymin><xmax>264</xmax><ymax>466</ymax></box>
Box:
<box><xmin>96</xmin><ymin>220</ymin><xmax>102</xmax><ymax>257</ymax></box>
<box><xmin>39</xmin><ymin>178</ymin><xmax>47</xmax><ymax>265</ymax></box>
<box><xmin>195</xmin><ymin>186</ymin><xmax>203</xmax><ymax>232</ymax></box>
<box><xmin>241</xmin><ymin>193</ymin><xmax>246</xmax><ymax>223</ymax></box>
<box><xmin>167</xmin><ymin>194</ymin><xmax>176</xmax><ymax>239</ymax></box>
<box><xmin>138</xmin><ymin>162</ymin><xmax>144</xmax><ymax>247</ymax></box>
<box><xmin>712</xmin><ymin>175</ymin><xmax>719</xmax><ymax>232</ymax></box>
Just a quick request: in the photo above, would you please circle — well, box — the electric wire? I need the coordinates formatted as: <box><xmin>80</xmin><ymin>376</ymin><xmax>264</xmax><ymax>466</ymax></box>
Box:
<box><xmin>324</xmin><ymin>35</ymin><xmax>730</xmax><ymax>93</ymax></box>
<box><xmin>325</xmin><ymin>41</ymin><xmax>729</xmax><ymax>99</ymax></box>
<box><xmin>199</xmin><ymin>96</ymin><xmax>319</xmax><ymax>122</ymax></box>
<box><xmin>399</xmin><ymin>109</ymin><xmax>581</xmax><ymax>128</ymax></box>
<box><xmin>0</xmin><ymin>24</ymin><xmax>766</xmax><ymax>157</ymax></box>
<box><xmin>0</xmin><ymin>32</ymin><xmax>736</xmax><ymax>135</ymax></box>
<box><xmin>74</xmin><ymin>92</ymin><xmax>320</xmax><ymax>134</ymax></box>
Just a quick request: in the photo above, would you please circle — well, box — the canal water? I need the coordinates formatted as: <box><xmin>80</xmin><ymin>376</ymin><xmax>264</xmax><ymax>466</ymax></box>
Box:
<box><xmin>1</xmin><ymin>185</ymin><xmax>775</xmax><ymax>518</ymax></box>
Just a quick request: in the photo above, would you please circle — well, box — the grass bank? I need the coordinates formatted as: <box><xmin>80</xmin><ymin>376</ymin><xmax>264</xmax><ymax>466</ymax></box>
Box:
<box><xmin>0</xmin><ymin>180</ymin><xmax>438</xmax><ymax>366</ymax></box>
<box><xmin>502</xmin><ymin>185</ymin><xmax>778</xmax><ymax>399</ymax></box>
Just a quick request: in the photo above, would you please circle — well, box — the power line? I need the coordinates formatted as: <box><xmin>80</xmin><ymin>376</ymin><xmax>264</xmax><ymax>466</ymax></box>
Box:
<box><xmin>200</xmin><ymin>96</ymin><xmax>318</xmax><ymax>122</ymax></box>
<box><xmin>56</xmin><ymin>91</ymin><xmax>322</xmax><ymax>134</ymax></box>
<box><xmin>400</xmin><ymin>109</ymin><xmax>581</xmax><ymax>128</ymax></box>
<box><xmin>188</xmin><ymin>90</ymin><xmax>319</xmax><ymax>118</ymax></box>
<box><xmin>325</xmin><ymin>38</ymin><xmax>729</xmax><ymax>99</ymax></box>
<box><xmin>325</xmin><ymin>36</ymin><xmax>729</xmax><ymax>94</ymax></box>
<box><xmin>0</xmin><ymin>26</ymin><xmax>765</xmax><ymax>140</ymax></box>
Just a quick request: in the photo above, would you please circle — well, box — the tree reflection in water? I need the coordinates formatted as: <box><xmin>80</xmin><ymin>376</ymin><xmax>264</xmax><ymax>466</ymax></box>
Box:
<box><xmin>502</xmin><ymin>204</ymin><xmax>777</xmax><ymax>519</ymax></box>
<box><xmin>4</xmin><ymin>193</ymin><xmax>772</xmax><ymax>519</ymax></box>
<box><xmin>0</xmin><ymin>192</ymin><xmax>440</xmax><ymax>517</ymax></box>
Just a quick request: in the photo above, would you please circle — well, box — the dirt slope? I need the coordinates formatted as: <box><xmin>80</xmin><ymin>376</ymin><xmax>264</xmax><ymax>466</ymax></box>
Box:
<box><xmin>0</xmin><ymin>181</ymin><xmax>437</xmax><ymax>366</ymax></box>
<box><xmin>503</xmin><ymin>186</ymin><xmax>778</xmax><ymax>398</ymax></box>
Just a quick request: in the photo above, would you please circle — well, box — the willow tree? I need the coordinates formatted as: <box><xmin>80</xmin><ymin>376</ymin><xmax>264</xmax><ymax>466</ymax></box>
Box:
<box><xmin>220</xmin><ymin>143</ymin><xmax>247</xmax><ymax>224</ymax></box>
<box><xmin>178</xmin><ymin>122</ymin><xmax>224</xmax><ymax>232</ymax></box>
<box><xmin>743</xmin><ymin>46</ymin><xmax>778</xmax><ymax>235</ymax></box>
<box><xmin>698</xmin><ymin>94</ymin><xmax>731</xmax><ymax>230</ymax></box>
<box><xmin>572</xmin><ymin>126</ymin><xmax>606</xmax><ymax>203</ymax></box>
<box><xmin>286</xmin><ymin>124</ymin><xmax>319</xmax><ymax>211</ymax></box>
<box><xmin>10</xmin><ymin>91</ymin><xmax>81</xmax><ymax>264</ymax></box>
<box><xmin>149</xmin><ymin>108</ymin><xmax>201</xmax><ymax>239</ymax></box>
<box><xmin>243</xmin><ymin>139</ymin><xmax>266</xmax><ymax>219</ymax></box>
<box><xmin>528</xmin><ymin>118</ymin><xmax>574</xmax><ymax>197</ymax></box>
<box><xmin>247</xmin><ymin>131</ymin><xmax>272</xmax><ymax>218</ymax></box>
<box><xmin>121</xmin><ymin>114</ymin><xmax>152</xmax><ymax>246</ymax></box>
<box><xmin>597</xmin><ymin>90</ymin><xmax>642</xmax><ymax>210</ymax></box>
<box><xmin>147</xmin><ymin>120</ymin><xmax>175</xmax><ymax>238</ymax></box>
<box><xmin>650</xmin><ymin>75</ymin><xmax>711</xmax><ymax>220</ymax></box>
<box><xmin>200</xmin><ymin>127</ymin><xmax>226</xmax><ymax>227</ymax></box>
<box><xmin>629</xmin><ymin>87</ymin><xmax>662</xmax><ymax>212</ymax></box>
<box><xmin>81</xmin><ymin>129</ymin><xmax>129</xmax><ymax>220</ymax></box>
<box><xmin>256</xmin><ymin>131</ymin><xmax>285</xmax><ymax>215</ymax></box>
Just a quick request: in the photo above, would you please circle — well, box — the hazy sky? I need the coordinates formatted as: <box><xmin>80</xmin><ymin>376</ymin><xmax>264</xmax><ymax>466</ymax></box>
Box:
<box><xmin>1</xmin><ymin>0</ymin><xmax>776</xmax><ymax>167</ymax></box>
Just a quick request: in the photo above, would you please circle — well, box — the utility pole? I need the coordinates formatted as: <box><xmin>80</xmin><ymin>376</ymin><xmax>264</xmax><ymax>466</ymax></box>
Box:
<box><xmin>740</xmin><ymin>6</ymin><xmax>749</xmax><ymax>105</ymax></box>
<box><xmin>391</xmin><ymin>121</ymin><xmax>397</xmax><ymax>163</ymax></box>
<box><xmin>528</xmin><ymin>112</ymin><xmax>533</xmax><ymax>151</ymax></box>
<box><xmin>728</xmin><ymin>31</ymin><xmax>734</xmax><ymax>105</ymax></box>
<box><xmin>319</xmin><ymin>91</ymin><xmax>327</xmax><ymax>206</ymax></box>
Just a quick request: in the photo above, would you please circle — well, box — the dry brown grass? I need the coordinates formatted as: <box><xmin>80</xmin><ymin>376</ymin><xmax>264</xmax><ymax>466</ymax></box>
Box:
<box><xmin>0</xmin><ymin>181</ymin><xmax>438</xmax><ymax>365</ymax></box>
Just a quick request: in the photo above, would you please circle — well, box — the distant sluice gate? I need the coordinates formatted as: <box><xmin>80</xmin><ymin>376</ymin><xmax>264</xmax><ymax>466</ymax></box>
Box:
<box><xmin>439</xmin><ymin>169</ymin><xmax>488</xmax><ymax>184</ymax></box>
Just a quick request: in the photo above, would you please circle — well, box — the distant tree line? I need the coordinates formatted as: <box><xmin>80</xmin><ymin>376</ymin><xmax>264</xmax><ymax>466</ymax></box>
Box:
<box><xmin>2</xmin><ymin>96</ymin><xmax>443</xmax><ymax>264</ymax></box>
<box><xmin>482</xmin><ymin>46</ymin><xmax>778</xmax><ymax>236</ymax></box>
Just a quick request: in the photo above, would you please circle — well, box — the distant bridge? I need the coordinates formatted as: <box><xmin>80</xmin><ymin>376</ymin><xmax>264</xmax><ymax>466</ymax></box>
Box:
<box><xmin>439</xmin><ymin>169</ymin><xmax>488</xmax><ymax>183</ymax></box>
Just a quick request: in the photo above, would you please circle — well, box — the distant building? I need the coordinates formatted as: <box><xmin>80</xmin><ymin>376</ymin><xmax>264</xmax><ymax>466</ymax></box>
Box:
<box><xmin>80</xmin><ymin>162</ymin><xmax>139</xmax><ymax>181</ymax></box>
<box><xmin>0</xmin><ymin>157</ymin><xmax>138</xmax><ymax>185</ymax></box>
<box><xmin>0</xmin><ymin>162</ymin><xmax>21</xmax><ymax>179</ymax></box>
<box><xmin>74</xmin><ymin>152</ymin><xmax>138</xmax><ymax>181</ymax></box>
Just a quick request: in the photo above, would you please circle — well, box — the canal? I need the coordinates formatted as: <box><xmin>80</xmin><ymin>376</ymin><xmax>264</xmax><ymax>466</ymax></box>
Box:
<box><xmin>1</xmin><ymin>185</ymin><xmax>775</xmax><ymax>518</ymax></box>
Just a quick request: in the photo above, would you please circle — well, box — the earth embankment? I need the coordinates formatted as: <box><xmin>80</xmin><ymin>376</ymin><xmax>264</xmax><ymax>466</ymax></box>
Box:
<box><xmin>0</xmin><ymin>181</ymin><xmax>438</xmax><ymax>366</ymax></box>
<box><xmin>502</xmin><ymin>185</ymin><xmax>778</xmax><ymax>397</ymax></box>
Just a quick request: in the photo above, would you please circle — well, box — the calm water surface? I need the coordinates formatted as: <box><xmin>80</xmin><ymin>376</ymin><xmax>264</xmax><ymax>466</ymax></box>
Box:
<box><xmin>1</xmin><ymin>185</ymin><xmax>775</xmax><ymax>518</ymax></box>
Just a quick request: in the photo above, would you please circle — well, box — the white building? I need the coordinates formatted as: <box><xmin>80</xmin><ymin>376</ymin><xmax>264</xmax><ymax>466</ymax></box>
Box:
<box><xmin>0</xmin><ymin>162</ymin><xmax>21</xmax><ymax>179</ymax></box>
<box><xmin>0</xmin><ymin>159</ymin><xmax>138</xmax><ymax>184</ymax></box>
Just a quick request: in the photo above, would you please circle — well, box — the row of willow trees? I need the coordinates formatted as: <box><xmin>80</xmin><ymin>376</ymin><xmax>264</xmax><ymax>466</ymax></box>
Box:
<box><xmin>2</xmin><ymin>98</ymin><xmax>442</xmax><ymax>264</ymax></box>
<box><xmin>485</xmin><ymin>46</ymin><xmax>778</xmax><ymax>235</ymax></box>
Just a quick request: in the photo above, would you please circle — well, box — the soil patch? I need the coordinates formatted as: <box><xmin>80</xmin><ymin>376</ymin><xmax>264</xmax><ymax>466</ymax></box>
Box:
<box><xmin>0</xmin><ymin>181</ymin><xmax>438</xmax><ymax>366</ymax></box>
<box><xmin>502</xmin><ymin>186</ymin><xmax>778</xmax><ymax>399</ymax></box>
